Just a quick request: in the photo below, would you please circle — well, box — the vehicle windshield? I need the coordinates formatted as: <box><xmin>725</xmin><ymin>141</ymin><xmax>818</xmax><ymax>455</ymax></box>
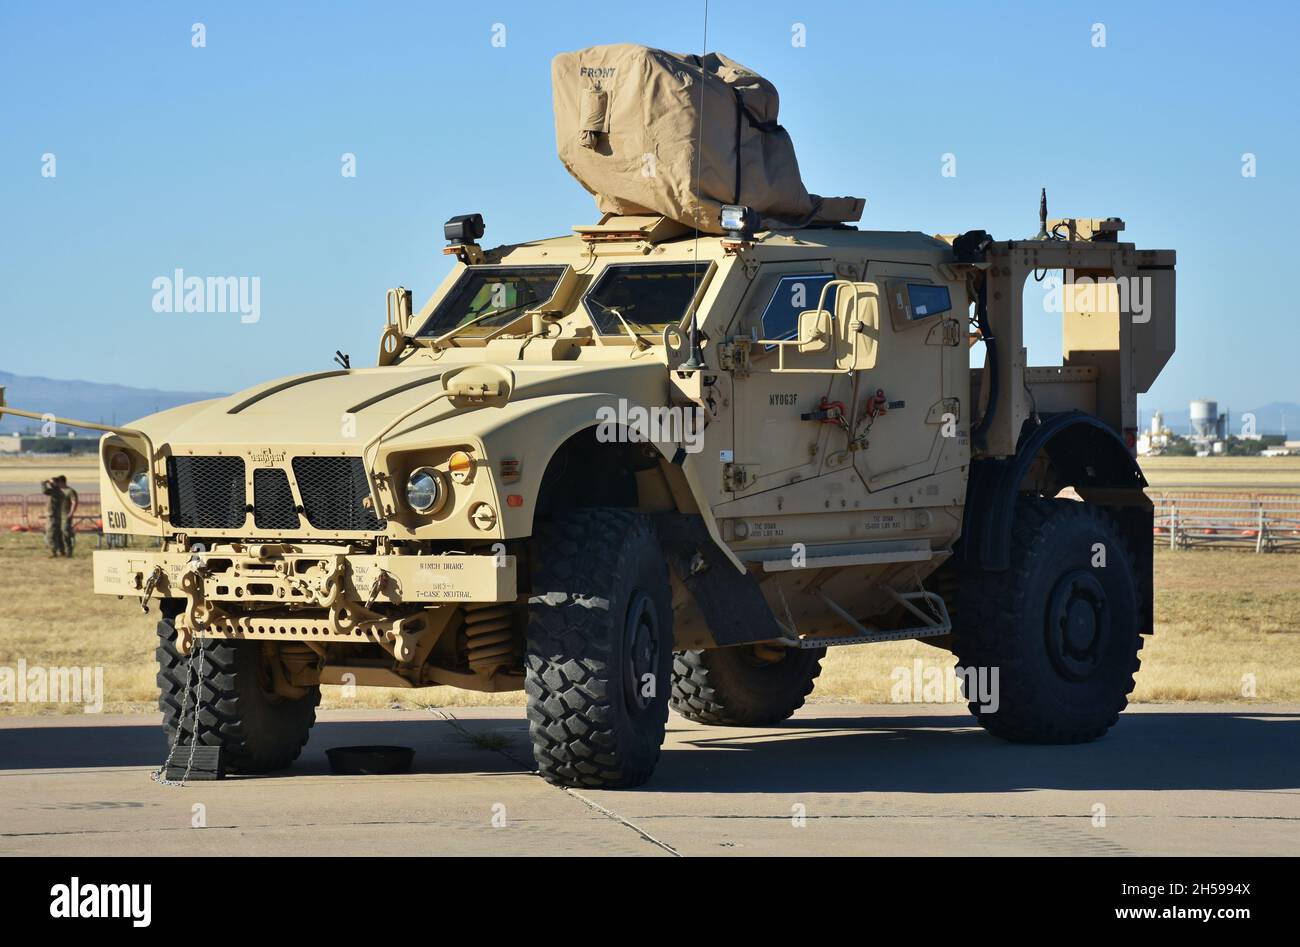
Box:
<box><xmin>414</xmin><ymin>266</ymin><xmax>565</xmax><ymax>338</ymax></box>
<box><xmin>582</xmin><ymin>262</ymin><xmax>709</xmax><ymax>335</ymax></box>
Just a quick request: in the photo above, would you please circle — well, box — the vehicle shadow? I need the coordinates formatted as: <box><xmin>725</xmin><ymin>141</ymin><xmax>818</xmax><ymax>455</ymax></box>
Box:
<box><xmin>0</xmin><ymin>716</ymin><xmax>528</xmax><ymax>777</ymax></box>
<box><xmin>647</xmin><ymin>710</ymin><xmax>1300</xmax><ymax>794</ymax></box>
<box><xmin>1</xmin><ymin>710</ymin><xmax>1296</xmax><ymax>794</ymax></box>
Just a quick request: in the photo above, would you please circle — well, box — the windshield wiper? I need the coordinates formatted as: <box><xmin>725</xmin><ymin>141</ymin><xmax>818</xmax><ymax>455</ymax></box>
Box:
<box><xmin>427</xmin><ymin>300</ymin><xmax>536</xmax><ymax>349</ymax></box>
<box><xmin>587</xmin><ymin>297</ymin><xmax>653</xmax><ymax>350</ymax></box>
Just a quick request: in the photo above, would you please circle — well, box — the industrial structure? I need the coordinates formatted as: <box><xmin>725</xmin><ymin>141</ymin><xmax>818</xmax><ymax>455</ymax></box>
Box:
<box><xmin>1188</xmin><ymin>399</ymin><xmax>1228</xmax><ymax>454</ymax></box>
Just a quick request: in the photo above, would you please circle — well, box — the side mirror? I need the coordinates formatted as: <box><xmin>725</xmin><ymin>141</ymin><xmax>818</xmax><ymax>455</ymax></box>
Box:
<box><xmin>378</xmin><ymin>287</ymin><xmax>415</xmax><ymax>366</ymax></box>
<box><xmin>797</xmin><ymin>308</ymin><xmax>833</xmax><ymax>353</ymax></box>
<box><xmin>441</xmin><ymin>364</ymin><xmax>515</xmax><ymax>406</ymax></box>
<box><xmin>386</xmin><ymin>287</ymin><xmax>413</xmax><ymax>334</ymax></box>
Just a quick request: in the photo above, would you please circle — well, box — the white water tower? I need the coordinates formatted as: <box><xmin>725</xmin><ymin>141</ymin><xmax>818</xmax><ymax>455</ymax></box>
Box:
<box><xmin>1190</xmin><ymin>400</ymin><xmax>1219</xmax><ymax>439</ymax></box>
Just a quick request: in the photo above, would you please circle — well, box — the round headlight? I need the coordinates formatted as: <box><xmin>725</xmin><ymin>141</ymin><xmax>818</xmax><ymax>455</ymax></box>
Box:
<box><xmin>405</xmin><ymin>467</ymin><xmax>445</xmax><ymax>513</ymax></box>
<box><xmin>127</xmin><ymin>471</ymin><xmax>151</xmax><ymax>508</ymax></box>
<box><xmin>108</xmin><ymin>450</ymin><xmax>132</xmax><ymax>486</ymax></box>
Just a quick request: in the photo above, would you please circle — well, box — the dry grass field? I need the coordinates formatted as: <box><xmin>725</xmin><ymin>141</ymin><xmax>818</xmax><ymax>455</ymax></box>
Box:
<box><xmin>1140</xmin><ymin>455</ymin><xmax>1300</xmax><ymax>492</ymax></box>
<box><xmin>1</xmin><ymin>527</ymin><xmax>1296</xmax><ymax>717</ymax></box>
<box><xmin>0</xmin><ymin>454</ymin><xmax>100</xmax><ymax>492</ymax></box>
<box><xmin>0</xmin><ymin>454</ymin><xmax>100</xmax><ymax>463</ymax></box>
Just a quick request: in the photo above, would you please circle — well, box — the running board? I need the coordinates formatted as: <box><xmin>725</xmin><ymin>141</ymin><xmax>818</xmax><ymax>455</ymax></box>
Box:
<box><xmin>746</xmin><ymin>539</ymin><xmax>933</xmax><ymax>572</ymax></box>
<box><xmin>776</xmin><ymin>588</ymin><xmax>952</xmax><ymax>650</ymax></box>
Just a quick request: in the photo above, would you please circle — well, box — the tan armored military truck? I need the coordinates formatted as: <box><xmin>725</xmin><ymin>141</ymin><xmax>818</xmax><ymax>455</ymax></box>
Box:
<box><xmin>0</xmin><ymin>46</ymin><xmax>1174</xmax><ymax>788</ymax></box>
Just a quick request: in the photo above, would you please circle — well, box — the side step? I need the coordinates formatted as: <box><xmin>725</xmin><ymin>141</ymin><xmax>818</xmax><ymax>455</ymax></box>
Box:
<box><xmin>746</xmin><ymin>539</ymin><xmax>934</xmax><ymax>573</ymax></box>
<box><xmin>777</xmin><ymin>588</ymin><xmax>952</xmax><ymax>650</ymax></box>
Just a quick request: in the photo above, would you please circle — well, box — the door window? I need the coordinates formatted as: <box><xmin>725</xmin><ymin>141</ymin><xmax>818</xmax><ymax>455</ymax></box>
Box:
<box><xmin>759</xmin><ymin>274</ymin><xmax>835</xmax><ymax>343</ymax></box>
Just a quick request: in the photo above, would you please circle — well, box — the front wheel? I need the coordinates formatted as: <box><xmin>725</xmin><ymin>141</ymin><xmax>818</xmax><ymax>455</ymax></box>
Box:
<box><xmin>156</xmin><ymin>618</ymin><xmax>320</xmax><ymax>773</ymax></box>
<box><xmin>524</xmin><ymin>509</ymin><xmax>673</xmax><ymax>788</ymax></box>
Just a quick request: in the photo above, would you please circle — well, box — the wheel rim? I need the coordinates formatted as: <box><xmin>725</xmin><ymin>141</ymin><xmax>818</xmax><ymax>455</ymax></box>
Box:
<box><xmin>622</xmin><ymin>591</ymin><xmax>660</xmax><ymax>716</ymax></box>
<box><xmin>1044</xmin><ymin>570</ymin><xmax>1110</xmax><ymax>682</ymax></box>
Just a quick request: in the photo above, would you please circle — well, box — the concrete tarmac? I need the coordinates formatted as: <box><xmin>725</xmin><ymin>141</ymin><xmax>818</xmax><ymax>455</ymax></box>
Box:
<box><xmin>1</xmin><ymin>703</ymin><xmax>1296</xmax><ymax>856</ymax></box>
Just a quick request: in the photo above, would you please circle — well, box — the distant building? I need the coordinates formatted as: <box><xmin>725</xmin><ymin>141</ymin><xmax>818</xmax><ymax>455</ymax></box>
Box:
<box><xmin>6</xmin><ymin>435</ymin><xmax>97</xmax><ymax>455</ymax></box>
<box><xmin>1189</xmin><ymin>399</ymin><xmax>1227</xmax><ymax>441</ymax></box>
<box><xmin>1183</xmin><ymin>398</ymin><xmax>1231</xmax><ymax>456</ymax></box>
<box><xmin>1138</xmin><ymin>409</ymin><xmax>1174</xmax><ymax>455</ymax></box>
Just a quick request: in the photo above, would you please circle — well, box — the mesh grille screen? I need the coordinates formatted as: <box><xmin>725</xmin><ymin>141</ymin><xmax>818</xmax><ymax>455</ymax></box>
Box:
<box><xmin>292</xmin><ymin>456</ymin><xmax>385</xmax><ymax>531</ymax></box>
<box><xmin>252</xmin><ymin>468</ymin><xmax>299</xmax><ymax>530</ymax></box>
<box><xmin>167</xmin><ymin>456</ymin><xmax>246</xmax><ymax>529</ymax></box>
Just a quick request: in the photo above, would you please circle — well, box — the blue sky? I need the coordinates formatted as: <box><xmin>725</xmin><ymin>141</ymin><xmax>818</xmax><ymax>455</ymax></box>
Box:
<box><xmin>2</xmin><ymin>1</ymin><xmax>1296</xmax><ymax>422</ymax></box>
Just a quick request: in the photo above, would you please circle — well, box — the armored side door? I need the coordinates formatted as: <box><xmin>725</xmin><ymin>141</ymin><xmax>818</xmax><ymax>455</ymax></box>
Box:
<box><xmin>726</xmin><ymin>262</ymin><xmax>855</xmax><ymax>497</ymax></box>
<box><xmin>851</xmin><ymin>262</ymin><xmax>968</xmax><ymax>492</ymax></box>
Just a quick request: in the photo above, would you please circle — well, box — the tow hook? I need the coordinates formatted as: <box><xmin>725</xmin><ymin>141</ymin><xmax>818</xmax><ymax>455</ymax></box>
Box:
<box><xmin>139</xmin><ymin>565</ymin><xmax>166</xmax><ymax>614</ymax></box>
<box><xmin>366</xmin><ymin>569</ymin><xmax>393</xmax><ymax>610</ymax></box>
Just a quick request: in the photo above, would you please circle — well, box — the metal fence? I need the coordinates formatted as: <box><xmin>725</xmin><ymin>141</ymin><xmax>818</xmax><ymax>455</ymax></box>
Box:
<box><xmin>1153</xmin><ymin>492</ymin><xmax>1300</xmax><ymax>553</ymax></box>
<box><xmin>0</xmin><ymin>492</ymin><xmax>101</xmax><ymax>532</ymax></box>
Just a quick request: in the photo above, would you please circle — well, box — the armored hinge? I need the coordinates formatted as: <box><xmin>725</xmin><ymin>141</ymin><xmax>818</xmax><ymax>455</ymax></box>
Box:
<box><xmin>723</xmin><ymin>462</ymin><xmax>755</xmax><ymax>492</ymax></box>
<box><xmin>927</xmin><ymin>318</ymin><xmax>962</xmax><ymax>346</ymax></box>
<box><xmin>717</xmin><ymin>340</ymin><xmax>752</xmax><ymax>377</ymax></box>
<box><xmin>944</xmin><ymin>318</ymin><xmax>961</xmax><ymax>346</ymax></box>
<box><xmin>925</xmin><ymin>398</ymin><xmax>962</xmax><ymax>423</ymax></box>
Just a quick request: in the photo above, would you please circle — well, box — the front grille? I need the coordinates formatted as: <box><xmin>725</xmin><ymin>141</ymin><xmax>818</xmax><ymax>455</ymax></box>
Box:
<box><xmin>168</xmin><ymin>456</ymin><xmax>246</xmax><ymax>529</ymax></box>
<box><xmin>292</xmin><ymin>456</ymin><xmax>385</xmax><ymax>531</ymax></box>
<box><xmin>252</xmin><ymin>468</ymin><xmax>299</xmax><ymax>530</ymax></box>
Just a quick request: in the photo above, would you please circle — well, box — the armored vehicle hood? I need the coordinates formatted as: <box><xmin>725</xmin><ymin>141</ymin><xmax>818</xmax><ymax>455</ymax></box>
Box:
<box><xmin>133</xmin><ymin>360</ymin><xmax>671</xmax><ymax>450</ymax></box>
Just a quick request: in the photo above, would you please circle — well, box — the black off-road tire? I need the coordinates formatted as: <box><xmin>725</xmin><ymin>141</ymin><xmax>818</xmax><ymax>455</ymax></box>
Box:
<box><xmin>670</xmin><ymin>645</ymin><xmax>824</xmax><ymax>726</ymax></box>
<box><xmin>954</xmin><ymin>497</ymin><xmax>1144</xmax><ymax>744</ymax></box>
<box><xmin>525</xmin><ymin>509</ymin><xmax>673</xmax><ymax>788</ymax></box>
<box><xmin>157</xmin><ymin>617</ymin><xmax>320</xmax><ymax>773</ymax></box>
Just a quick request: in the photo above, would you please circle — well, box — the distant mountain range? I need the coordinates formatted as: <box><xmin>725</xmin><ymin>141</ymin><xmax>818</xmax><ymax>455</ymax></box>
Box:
<box><xmin>0</xmin><ymin>370</ymin><xmax>226</xmax><ymax>435</ymax></box>
<box><xmin>1146</xmin><ymin>401</ymin><xmax>1300</xmax><ymax>437</ymax></box>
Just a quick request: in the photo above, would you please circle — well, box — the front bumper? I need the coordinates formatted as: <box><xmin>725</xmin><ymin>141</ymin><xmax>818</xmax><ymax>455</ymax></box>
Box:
<box><xmin>94</xmin><ymin>547</ymin><xmax>516</xmax><ymax>616</ymax></box>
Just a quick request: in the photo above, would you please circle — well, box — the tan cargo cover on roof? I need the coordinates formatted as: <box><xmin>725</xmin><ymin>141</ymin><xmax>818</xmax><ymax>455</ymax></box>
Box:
<box><xmin>552</xmin><ymin>43</ymin><xmax>863</xmax><ymax>234</ymax></box>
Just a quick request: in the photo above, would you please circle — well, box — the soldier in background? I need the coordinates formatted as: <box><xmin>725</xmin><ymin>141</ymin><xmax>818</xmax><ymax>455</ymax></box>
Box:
<box><xmin>41</xmin><ymin>477</ymin><xmax>69</xmax><ymax>557</ymax></box>
<box><xmin>56</xmin><ymin>475</ymin><xmax>79</xmax><ymax>556</ymax></box>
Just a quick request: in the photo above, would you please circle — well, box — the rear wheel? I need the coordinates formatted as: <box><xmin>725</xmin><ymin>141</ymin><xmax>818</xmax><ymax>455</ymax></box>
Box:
<box><xmin>954</xmin><ymin>497</ymin><xmax>1143</xmax><ymax>744</ymax></box>
<box><xmin>670</xmin><ymin>644</ymin><xmax>824</xmax><ymax>726</ymax></box>
<box><xmin>156</xmin><ymin>618</ymin><xmax>320</xmax><ymax>773</ymax></box>
<box><xmin>524</xmin><ymin>509</ymin><xmax>673</xmax><ymax>788</ymax></box>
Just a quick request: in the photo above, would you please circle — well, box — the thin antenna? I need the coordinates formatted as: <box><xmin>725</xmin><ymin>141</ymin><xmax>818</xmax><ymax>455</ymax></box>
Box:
<box><xmin>681</xmin><ymin>0</ymin><xmax>709</xmax><ymax>371</ymax></box>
